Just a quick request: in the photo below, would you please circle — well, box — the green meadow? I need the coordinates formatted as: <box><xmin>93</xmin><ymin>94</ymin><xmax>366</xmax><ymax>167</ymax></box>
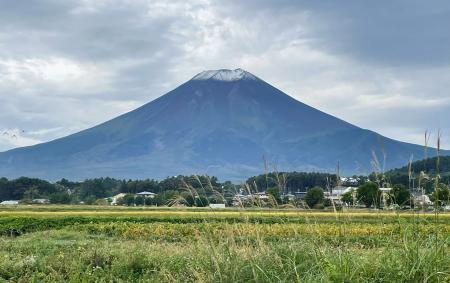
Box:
<box><xmin>0</xmin><ymin>206</ymin><xmax>448</xmax><ymax>282</ymax></box>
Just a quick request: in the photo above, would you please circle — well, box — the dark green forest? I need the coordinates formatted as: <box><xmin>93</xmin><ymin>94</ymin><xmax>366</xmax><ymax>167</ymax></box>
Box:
<box><xmin>384</xmin><ymin>156</ymin><xmax>450</xmax><ymax>192</ymax></box>
<box><xmin>0</xmin><ymin>172</ymin><xmax>337</xmax><ymax>204</ymax></box>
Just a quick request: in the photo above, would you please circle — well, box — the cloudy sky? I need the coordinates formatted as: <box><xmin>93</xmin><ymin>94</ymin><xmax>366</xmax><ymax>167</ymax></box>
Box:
<box><xmin>1</xmin><ymin>0</ymin><xmax>449</xmax><ymax>151</ymax></box>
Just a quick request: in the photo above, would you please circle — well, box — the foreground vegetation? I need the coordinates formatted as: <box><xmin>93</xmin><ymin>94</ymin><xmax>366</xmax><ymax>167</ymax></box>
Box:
<box><xmin>0</xmin><ymin>206</ymin><xmax>449</xmax><ymax>282</ymax></box>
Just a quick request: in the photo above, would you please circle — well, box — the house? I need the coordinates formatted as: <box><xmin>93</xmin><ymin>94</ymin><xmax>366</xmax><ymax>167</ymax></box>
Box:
<box><xmin>136</xmin><ymin>191</ymin><xmax>156</xmax><ymax>198</ymax></box>
<box><xmin>209</xmin><ymin>203</ymin><xmax>226</xmax><ymax>209</ymax></box>
<box><xmin>111</xmin><ymin>193</ymin><xmax>127</xmax><ymax>205</ymax></box>
<box><xmin>232</xmin><ymin>191</ymin><xmax>270</xmax><ymax>206</ymax></box>
<box><xmin>340</xmin><ymin>177</ymin><xmax>360</xmax><ymax>187</ymax></box>
<box><xmin>326</xmin><ymin>186</ymin><xmax>355</xmax><ymax>203</ymax></box>
<box><xmin>282</xmin><ymin>193</ymin><xmax>296</xmax><ymax>201</ymax></box>
<box><xmin>413</xmin><ymin>194</ymin><xmax>432</xmax><ymax>206</ymax></box>
<box><xmin>0</xmin><ymin>200</ymin><xmax>19</xmax><ymax>205</ymax></box>
<box><xmin>232</xmin><ymin>193</ymin><xmax>246</xmax><ymax>206</ymax></box>
<box><xmin>254</xmin><ymin>192</ymin><xmax>269</xmax><ymax>200</ymax></box>
<box><xmin>293</xmin><ymin>191</ymin><xmax>308</xmax><ymax>199</ymax></box>
<box><xmin>32</xmin><ymin>198</ymin><xmax>49</xmax><ymax>204</ymax></box>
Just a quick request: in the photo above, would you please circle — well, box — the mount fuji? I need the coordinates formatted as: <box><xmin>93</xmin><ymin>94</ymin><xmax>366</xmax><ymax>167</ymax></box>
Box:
<box><xmin>0</xmin><ymin>69</ymin><xmax>445</xmax><ymax>181</ymax></box>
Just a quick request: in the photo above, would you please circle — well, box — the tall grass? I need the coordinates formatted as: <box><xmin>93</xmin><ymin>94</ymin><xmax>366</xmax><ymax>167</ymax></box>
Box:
<box><xmin>0</xmin><ymin>154</ymin><xmax>449</xmax><ymax>282</ymax></box>
<box><xmin>0</xmin><ymin>206</ymin><xmax>449</xmax><ymax>282</ymax></box>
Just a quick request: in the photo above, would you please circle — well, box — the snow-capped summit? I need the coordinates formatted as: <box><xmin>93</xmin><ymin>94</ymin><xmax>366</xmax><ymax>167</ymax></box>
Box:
<box><xmin>192</xmin><ymin>68</ymin><xmax>257</xmax><ymax>81</ymax></box>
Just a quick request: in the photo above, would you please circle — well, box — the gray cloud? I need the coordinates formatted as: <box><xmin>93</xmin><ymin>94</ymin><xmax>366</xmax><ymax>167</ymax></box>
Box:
<box><xmin>0</xmin><ymin>0</ymin><xmax>449</xmax><ymax>152</ymax></box>
<box><xmin>234</xmin><ymin>0</ymin><xmax>450</xmax><ymax>66</ymax></box>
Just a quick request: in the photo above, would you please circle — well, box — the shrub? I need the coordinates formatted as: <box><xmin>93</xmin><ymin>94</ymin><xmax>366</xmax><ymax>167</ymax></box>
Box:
<box><xmin>95</xmin><ymin>199</ymin><xmax>109</xmax><ymax>206</ymax></box>
<box><xmin>144</xmin><ymin>197</ymin><xmax>154</xmax><ymax>206</ymax></box>
<box><xmin>134</xmin><ymin>196</ymin><xmax>145</xmax><ymax>206</ymax></box>
<box><xmin>304</xmin><ymin>187</ymin><xmax>324</xmax><ymax>208</ymax></box>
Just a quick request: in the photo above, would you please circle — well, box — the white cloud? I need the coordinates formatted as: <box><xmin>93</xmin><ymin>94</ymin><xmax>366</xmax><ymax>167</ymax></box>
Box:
<box><xmin>0</xmin><ymin>57</ymin><xmax>113</xmax><ymax>95</ymax></box>
<box><xmin>0</xmin><ymin>0</ymin><xmax>449</xmax><ymax>151</ymax></box>
<box><xmin>0</xmin><ymin>129</ymin><xmax>42</xmax><ymax>151</ymax></box>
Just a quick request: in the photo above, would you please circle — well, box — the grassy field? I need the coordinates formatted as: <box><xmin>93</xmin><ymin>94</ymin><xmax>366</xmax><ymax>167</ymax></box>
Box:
<box><xmin>0</xmin><ymin>206</ymin><xmax>449</xmax><ymax>282</ymax></box>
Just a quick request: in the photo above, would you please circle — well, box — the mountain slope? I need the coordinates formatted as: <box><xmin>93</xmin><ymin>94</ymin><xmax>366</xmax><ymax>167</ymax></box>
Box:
<box><xmin>0</xmin><ymin>69</ymin><xmax>446</xmax><ymax>181</ymax></box>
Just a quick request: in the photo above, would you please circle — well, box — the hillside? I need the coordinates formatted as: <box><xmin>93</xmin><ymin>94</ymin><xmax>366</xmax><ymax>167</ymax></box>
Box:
<box><xmin>384</xmin><ymin>156</ymin><xmax>450</xmax><ymax>191</ymax></box>
<box><xmin>387</xmin><ymin>156</ymin><xmax>450</xmax><ymax>176</ymax></box>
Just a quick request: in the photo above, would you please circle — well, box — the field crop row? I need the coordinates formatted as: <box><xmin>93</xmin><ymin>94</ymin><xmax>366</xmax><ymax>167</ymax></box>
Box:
<box><xmin>0</xmin><ymin>207</ymin><xmax>449</xmax><ymax>282</ymax></box>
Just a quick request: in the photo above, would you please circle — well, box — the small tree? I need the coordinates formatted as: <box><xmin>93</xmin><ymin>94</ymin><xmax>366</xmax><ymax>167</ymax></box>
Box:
<box><xmin>357</xmin><ymin>182</ymin><xmax>381</xmax><ymax>208</ymax></box>
<box><xmin>144</xmin><ymin>197</ymin><xmax>154</xmax><ymax>206</ymax></box>
<box><xmin>134</xmin><ymin>196</ymin><xmax>145</xmax><ymax>206</ymax></box>
<box><xmin>431</xmin><ymin>184</ymin><xmax>450</xmax><ymax>206</ymax></box>
<box><xmin>118</xmin><ymin>194</ymin><xmax>135</xmax><ymax>206</ymax></box>
<box><xmin>304</xmin><ymin>187</ymin><xmax>324</xmax><ymax>208</ymax></box>
<box><xmin>341</xmin><ymin>189</ymin><xmax>355</xmax><ymax>205</ymax></box>
<box><xmin>390</xmin><ymin>184</ymin><xmax>411</xmax><ymax>206</ymax></box>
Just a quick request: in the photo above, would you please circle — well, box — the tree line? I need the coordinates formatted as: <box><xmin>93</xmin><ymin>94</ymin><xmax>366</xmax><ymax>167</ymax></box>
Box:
<box><xmin>0</xmin><ymin>172</ymin><xmax>341</xmax><ymax>205</ymax></box>
<box><xmin>1</xmin><ymin>170</ymin><xmax>448</xmax><ymax>208</ymax></box>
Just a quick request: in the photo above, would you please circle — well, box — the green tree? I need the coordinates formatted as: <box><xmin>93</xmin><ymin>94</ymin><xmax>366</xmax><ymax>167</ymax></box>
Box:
<box><xmin>341</xmin><ymin>189</ymin><xmax>355</xmax><ymax>205</ymax></box>
<box><xmin>118</xmin><ymin>194</ymin><xmax>135</xmax><ymax>206</ymax></box>
<box><xmin>49</xmin><ymin>192</ymin><xmax>71</xmax><ymax>204</ymax></box>
<box><xmin>84</xmin><ymin>195</ymin><xmax>97</xmax><ymax>205</ymax></box>
<box><xmin>134</xmin><ymin>196</ymin><xmax>145</xmax><ymax>206</ymax></box>
<box><xmin>144</xmin><ymin>197</ymin><xmax>154</xmax><ymax>206</ymax></box>
<box><xmin>390</xmin><ymin>184</ymin><xmax>411</xmax><ymax>206</ymax></box>
<box><xmin>180</xmin><ymin>192</ymin><xmax>196</xmax><ymax>207</ymax></box>
<box><xmin>304</xmin><ymin>187</ymin><xmax>324</xmax><ymax>208</ymax></box>
<box><xmin>431</xmin><ymin>184</ymin><xmax>450</xmax><ymax>206</ymax></box>
<box><xmin>357</xmin><ymin>182</ymin><xmax>381</xmax><ymax>208</ymax></box>
<box><xmin>195</xmin><ymin>195</ymin><xmax>209</xmax><ymax>207</ymax></box>
<box><xmin>154</xmin><ymin>190</ymin><xmax>179</xmax><ymax>206</ymax></box>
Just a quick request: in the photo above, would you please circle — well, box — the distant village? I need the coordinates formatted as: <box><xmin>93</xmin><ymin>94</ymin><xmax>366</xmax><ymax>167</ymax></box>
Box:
<box><xmin>1</xmin><ymin>175</ymin><xmax>442</xmax><ymax>210</ymax></box>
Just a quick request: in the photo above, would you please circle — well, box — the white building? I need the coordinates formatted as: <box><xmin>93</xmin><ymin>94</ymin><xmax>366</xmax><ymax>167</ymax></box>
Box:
<box><xmin>0</xmin><ymin>200</ymin><xmax>19</xmax><ymax>205</ymax></box>
<box><xmin>340</xmin><ymin>177</ymin><xmax>360</xmax><ymax>187</ymax></box>
<box><xmin>413</xmin><ymin>194</ymin><xmax>432</xmax><ymax>206</ymax></box>
<box><xmin>111</xmin><ymin>193</ymin><xmax>127</xmax><ymax>205</ymax></box>
<box><xmin>209</xmin><ymin>203</ymin><xmax>226</xmax><ymax>209</ymax></box>
<box><xmin>136</xmin><ymin>191</ymin><xmax>156</xmax><ymax>198</ymax></box>
<box><xmin>32</xmin><ymin>198</ymin><xmax>49</xmax><ymax>204</ymax></box>
<box><xmin>282</xmin><ymin>193</ymin><xmax>296</xmax><ymax>201</ymax></box>
<box><xmin>327</xmin><ymin>186</ymin><xmax>355</xmax><ymax>203</ymax></box>
<box><xmin>232</xmin><ymin>192</ymin><xmax>270</xmax><ymax>206</ymax></box>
